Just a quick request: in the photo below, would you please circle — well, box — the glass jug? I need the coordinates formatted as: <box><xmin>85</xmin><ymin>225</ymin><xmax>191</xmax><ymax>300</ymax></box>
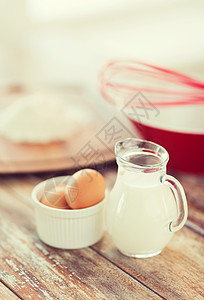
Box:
<box><xmin>106</xmin><ymin>138</ymin><xmax>188</xmax><ymax>258</ymax></box>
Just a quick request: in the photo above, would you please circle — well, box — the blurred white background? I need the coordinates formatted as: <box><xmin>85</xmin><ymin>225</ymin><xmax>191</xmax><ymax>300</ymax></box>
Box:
<box><xmin>0</xmin><ymin>0</ymin><xmax>204</xmax><ymax>91</ymax></box>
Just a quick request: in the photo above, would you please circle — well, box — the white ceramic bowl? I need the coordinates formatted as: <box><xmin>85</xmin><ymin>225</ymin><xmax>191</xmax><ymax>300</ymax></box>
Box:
<box><xmin>32</xmin><ymin>176</ymin><xmax>107</xmax><ymax>249</ymax></box>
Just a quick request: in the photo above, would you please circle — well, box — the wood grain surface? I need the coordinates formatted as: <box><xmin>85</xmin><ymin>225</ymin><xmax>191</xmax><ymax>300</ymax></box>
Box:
<box><xmin>0</xmin><ymin>282</ymin><xmax>19</xmax><ymax>300</ymax></box>
<box><xmin>0</xmin><ymin>166</ymin><xmax>204</xmax><ymax>300</ymax></box>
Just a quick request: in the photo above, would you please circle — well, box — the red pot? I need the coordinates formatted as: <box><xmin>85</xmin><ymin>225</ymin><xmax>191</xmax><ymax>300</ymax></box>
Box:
<box><xmin>131</xmin><ymin>118</ymin><xmax>204</xmax><ymax>174</ymax></box>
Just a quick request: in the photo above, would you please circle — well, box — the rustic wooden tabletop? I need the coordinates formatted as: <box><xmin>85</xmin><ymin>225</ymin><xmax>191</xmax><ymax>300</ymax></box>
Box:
<box><xmin>0</xmin><ymin>164</ymin><xmax>204</xmax><ymax>300</ymax></box>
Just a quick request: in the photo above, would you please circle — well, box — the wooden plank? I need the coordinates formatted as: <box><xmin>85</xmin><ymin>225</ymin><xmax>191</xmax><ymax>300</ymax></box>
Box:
<box><xmin>1</xmin><ymin>171</ymin><xmax>204</xmax><ymax>299</ymax></box>
<box><xmin>0</xmin><ymin>181</ymin><xmax>162</xmax><ymax>300</ymax></box>
<box><xmin>0</xmin><ymin>282</ymin><xmax>20</xmax><ymax>300</ymax></box>
<box><xmin>176</xmin><ymin>173</ymin><xmax>204</xmax><ymax>230</ymax></box>
<box><xmin>92</xmin><ymin>229</ymin><xmax>204</xmax><ymax>300</ymax></box>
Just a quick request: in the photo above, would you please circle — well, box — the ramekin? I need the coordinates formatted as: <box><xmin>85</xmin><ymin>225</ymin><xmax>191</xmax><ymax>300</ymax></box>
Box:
<box><xmin>32</xmin><ymin>176</ymin><xmax>107</xmax><ymax>249</ymax></box>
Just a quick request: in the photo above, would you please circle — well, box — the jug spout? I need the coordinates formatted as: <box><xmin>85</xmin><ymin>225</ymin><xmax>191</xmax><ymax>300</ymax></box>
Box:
<box><xmin>115</xmin><ymin>138</ymin><xmax>169</xmax><ymax>173</ymax></box>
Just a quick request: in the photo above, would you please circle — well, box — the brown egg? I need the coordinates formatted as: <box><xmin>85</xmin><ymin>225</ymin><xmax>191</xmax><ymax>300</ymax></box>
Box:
<box><xmin>65</xmin><ymin>169</ymin><xmax>106</xmax><ymax>209</ymax></box>
<box><xmin>40</xmin><ymin>186</ymin><xmax>70</xmax><ymax>209</ymax></box>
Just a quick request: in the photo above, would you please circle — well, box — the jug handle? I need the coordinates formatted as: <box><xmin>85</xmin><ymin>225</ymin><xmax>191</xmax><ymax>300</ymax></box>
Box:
<box><xmin>162</xmin><ymin>175</ymin><xmax>188</xmax><ymax>232</ymax></box>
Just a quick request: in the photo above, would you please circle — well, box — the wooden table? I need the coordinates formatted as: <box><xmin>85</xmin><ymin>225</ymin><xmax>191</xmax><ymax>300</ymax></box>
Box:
<box><xmin>0</xmin><ymin>164</ymin><xmax>204</xmax><ymax>300</ymax></box>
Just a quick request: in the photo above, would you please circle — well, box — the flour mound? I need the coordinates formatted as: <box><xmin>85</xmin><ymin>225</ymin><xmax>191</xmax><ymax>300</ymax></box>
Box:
<box><xmin>0</xmin><ymin>93</ymin><xmax>93</xmax><ymax>143</ymax></box>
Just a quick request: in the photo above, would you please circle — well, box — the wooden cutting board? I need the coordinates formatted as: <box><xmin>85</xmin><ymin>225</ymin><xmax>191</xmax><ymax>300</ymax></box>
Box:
<box><xmin>0</xmin><ymin>136</ymin><xmax>115</xmax><ymax>173</ymax></box>
<box><xmin>0</xmin><ymin>86</ymin><xmax>116</xmax><ymax>173</ymax></box>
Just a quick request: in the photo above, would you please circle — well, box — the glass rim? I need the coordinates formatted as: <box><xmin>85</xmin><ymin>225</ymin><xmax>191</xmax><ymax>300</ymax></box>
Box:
<box><xmin>115</xmin><ymin>138</ymin><xmax>169</xmax><ymax>170</ymax></box>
